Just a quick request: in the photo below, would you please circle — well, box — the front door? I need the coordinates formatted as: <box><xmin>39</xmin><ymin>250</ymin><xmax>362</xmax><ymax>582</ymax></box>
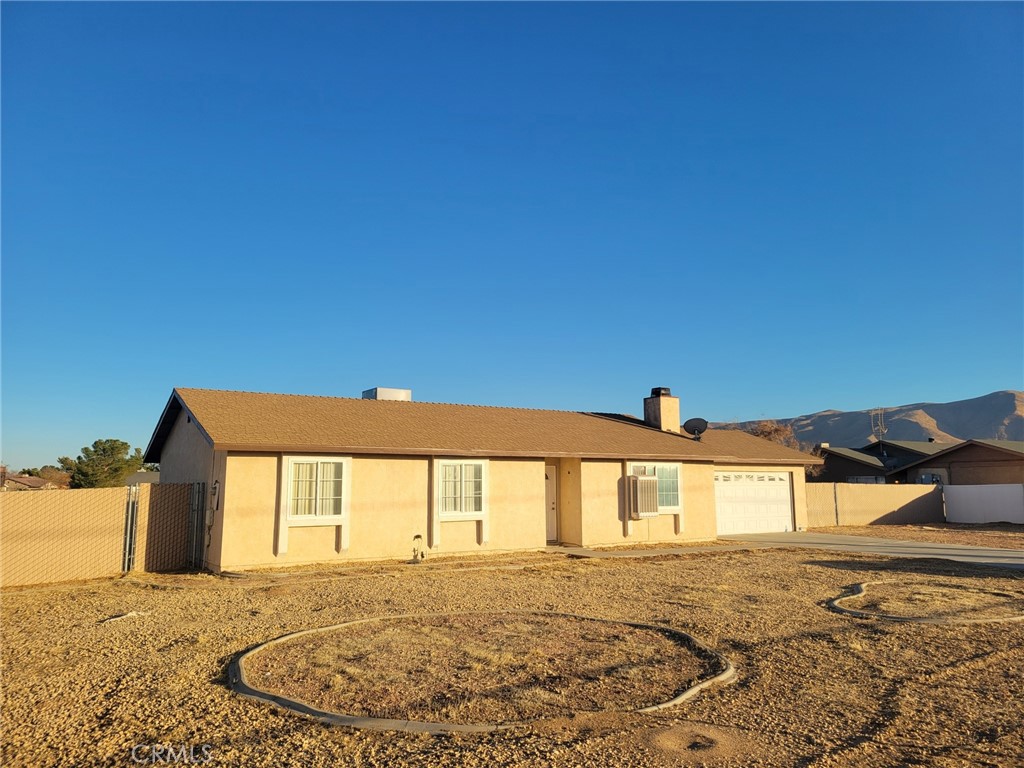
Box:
<box><xmin>545</xmin><ymin>465</ymin><xmax>558</xmax><ymax>542</ymax></box>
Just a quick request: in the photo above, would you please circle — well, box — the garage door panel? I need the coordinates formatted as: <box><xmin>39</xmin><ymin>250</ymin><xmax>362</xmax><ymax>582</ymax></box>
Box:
<box><xmin>715</xmin><ymin>472</ymin><xmax>793</xmax><ymax>535</ymax></box>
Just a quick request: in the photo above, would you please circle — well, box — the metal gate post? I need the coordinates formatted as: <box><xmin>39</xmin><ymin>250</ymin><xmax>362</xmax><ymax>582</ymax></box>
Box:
<box><xmin>122</xmin><ymin>485</ymin><xmax>140</xmax><ymax>572</ymax></box>
<box><xmin>187</xmin><ymin>482</ymin><xmax>207</xmax><ymax>570</ymax></box>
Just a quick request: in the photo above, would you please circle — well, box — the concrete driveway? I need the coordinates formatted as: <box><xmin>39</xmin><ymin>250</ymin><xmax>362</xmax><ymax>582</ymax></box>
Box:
<box><xmin>720</xmin><ymin>531</ymin><xmax>1024</xmax><ymax>571</ymax></box>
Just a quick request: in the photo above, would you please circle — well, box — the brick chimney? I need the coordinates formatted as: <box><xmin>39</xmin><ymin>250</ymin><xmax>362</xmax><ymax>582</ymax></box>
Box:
<box><xmin>643</xmin><ymin>387</ymin><xmax>680</xmax><ymax>433</ymax></box>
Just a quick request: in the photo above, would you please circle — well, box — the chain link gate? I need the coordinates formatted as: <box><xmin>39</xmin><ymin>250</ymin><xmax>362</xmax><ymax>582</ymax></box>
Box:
<box><xmin>121</xmin><ymin>482</ymin><xmax>206</xmax><ymax>573</ymax></box>
<box><xmin>187</xmin><ymin>482</ymin><xmax>207</xmax><ymax>570</ymax></box>
<box><xmin>121</xmin><ymin>484</ymin><xmax>140</xmax><ymax>572</ymax></box>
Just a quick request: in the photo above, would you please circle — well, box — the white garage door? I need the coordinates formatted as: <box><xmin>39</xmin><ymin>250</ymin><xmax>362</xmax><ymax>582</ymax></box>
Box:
<box><xmin>714</xmin><ymin>472</ymin><xmax>794</xmax><ymax>535</ymax></box>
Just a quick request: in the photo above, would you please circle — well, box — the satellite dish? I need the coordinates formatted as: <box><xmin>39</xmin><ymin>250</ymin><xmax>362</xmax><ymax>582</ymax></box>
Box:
<box><xmin>682</xmin><ymin>417</ymin><xmax>709</xmax><ymax>440</ymax></box>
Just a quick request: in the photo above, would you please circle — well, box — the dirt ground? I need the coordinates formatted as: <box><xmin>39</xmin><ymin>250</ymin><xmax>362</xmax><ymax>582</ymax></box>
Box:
<box><xmin>810</xmin><ymin>522</ymin><xmax>1024</xmax><ymax>550</ymax></box>
<box><xmin>835</xmin><ymin>579</ymin><xmax>1024</xmax><ymax>623</ymax></box>
<box><xmin>244</xmin><ymin>613</ymin><xmax>712</xmax><ymax>724</ymax></box>
<box><xmin>3</xmin><ymin>548</ymin><xmax>1024</xmax><ymax>768</ymax></box>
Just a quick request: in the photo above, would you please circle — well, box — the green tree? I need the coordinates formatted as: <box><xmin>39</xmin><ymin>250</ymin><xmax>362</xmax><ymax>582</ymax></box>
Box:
<box><xmin>58</xmin><ymin>439</ymin><xmax>146</xmax><ymax>488</ymax></box>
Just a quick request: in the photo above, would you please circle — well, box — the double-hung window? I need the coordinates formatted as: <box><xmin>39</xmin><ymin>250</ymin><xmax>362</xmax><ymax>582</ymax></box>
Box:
<box><xmin>629</xmin><ymin>462</ymin><xmax>681</xmax><ymax>511</ymax></box>
<box><xmin>439</xmin><ymin>461</ymin><xmax>484</xmax><ymax>515</ymax></box>
<box><xmin>432</xmin><ymin>458</ymin><xmax>490</xmax><ymax>545</ymax></box>
<box><xmin>288</xmin><ymin>459</ymin><xmax>347</xmax><ymax>518</ymax></box>
<box><xmin>277</xmin><ymin>456</ymin><xmax>353</xmax><ymax>555</ymax></box>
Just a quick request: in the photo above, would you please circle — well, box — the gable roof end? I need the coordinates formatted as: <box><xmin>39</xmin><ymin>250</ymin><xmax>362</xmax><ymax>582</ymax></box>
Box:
<box><xmin>144</xmin><ymin>388</ymin><xmax>215</xmax><ymax>464</ymax></box>
<box><xmin>888</xmin><ymin>439</ymin><xmax>1024</xmax><ymax>476</ymax></box>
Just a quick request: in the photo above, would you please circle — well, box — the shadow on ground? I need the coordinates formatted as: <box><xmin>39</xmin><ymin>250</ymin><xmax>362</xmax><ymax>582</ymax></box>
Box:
<box><xmin>804</xmin><ymin>557</ymin><xmax>1024</xmax><ymax>579</ymax></box>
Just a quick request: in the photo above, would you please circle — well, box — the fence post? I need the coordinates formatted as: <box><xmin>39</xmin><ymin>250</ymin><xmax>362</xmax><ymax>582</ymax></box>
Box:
<box><xmin>121</xmin><ymin>485</ymin><xmax>139</xmax><ymax>573</ymax></box>
<box><xmin>833</xmin><ymin>483</ymin><xmax>840</xmax><ymax>526</ymax></box>
<box><xmin>187</xmin><ymin>482</ymin><xmax>207</xmax><ymax>570</ymax></box>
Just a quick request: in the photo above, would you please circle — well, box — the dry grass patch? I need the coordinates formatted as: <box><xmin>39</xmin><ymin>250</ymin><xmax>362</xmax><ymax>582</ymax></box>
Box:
<box><xmin>833</xmin><ymin>579</ymin><xmax>1024</xmax><ymax>622</ymax></box>
<box><xmin>587</xmin><ymin>540</ymin><xmax>735</xmax><ymax>552</ymax></box>
<box><xmin>242</xmin><ymin>612</ymin><xmax>712</xmax><ymax>724</ymax></box>
<box><xmin>5</xmin><ymin>550</ymin><xmax>1024</xmax><ymax>767</ymax></box>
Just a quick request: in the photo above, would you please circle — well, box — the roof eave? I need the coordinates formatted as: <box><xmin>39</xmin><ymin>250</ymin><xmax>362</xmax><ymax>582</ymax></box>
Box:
<box><xmin>144</xmin><ymin>389</ymin><xmax>214</xmax><ymax>463</ymax></box>
<box><xmin>212</xmin><ymin>443</ymin><xmax>820</xmax><ymax>465</ymax></box>
<box><xmin>143</xmin><ymin>392</ymin><xmax>182</xmax><ymax>464</ymax></box>
<box><xmin>821</xmin><ymin>448</ymin><xmax>885</xmax><ymax>469</ymax></box>
<box><xmin>894</xmin><ymin>439</ymin><xmax>1024</xmax><ymax>473</ymax></box>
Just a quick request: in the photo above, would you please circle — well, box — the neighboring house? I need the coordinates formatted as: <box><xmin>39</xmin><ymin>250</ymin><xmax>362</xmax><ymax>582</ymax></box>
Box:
<box><xmin>896</xmin><ymin>440</ymin><xmax>1024</xmax><ymax>485</ymax></box>
<box><xmin>1</xmin><ymin>475</ymin><xmax>59</xmax><ymax>491</ymax></box>
<box><xmin>144</xmin><ymin>386</ymin><xmax>821</xmax><ymax>573</ymax></box>
<box><xmin>815</xmin><ymin>439</ymin><xmax>951</xmax><ymax>484</ymax></box>
<box><xmin>813</xmin><ymin>446</ymin><xmax>887</xmax><ymax>484</ymax></box>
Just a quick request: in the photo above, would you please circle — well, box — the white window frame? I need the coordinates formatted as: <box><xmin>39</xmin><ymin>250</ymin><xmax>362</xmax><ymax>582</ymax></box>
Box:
<box><xmin>431</xmin><ymin>458</ymin><xmax>490</xmax><ymax>547</ymax></box>
<box><xmin>628</xmin><ymin>462</ymin><xmax>682</xmax><ymax>512</ymax></box>
<box><xmin>276</xmin><ymin>456</ymin><xmax>352</xmax><ymax>555</ymax></box>
<box><xmin>628</xmin><ymin>461</ymin><xmax>683</xmax><ymax>535</ymax></box>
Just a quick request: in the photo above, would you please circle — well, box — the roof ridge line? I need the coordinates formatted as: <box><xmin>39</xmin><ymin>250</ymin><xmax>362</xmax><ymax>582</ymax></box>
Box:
<box><xmin>174</xmin><ymin>387</ymin><xmax>623</xmax><ymax>416</ymax></box>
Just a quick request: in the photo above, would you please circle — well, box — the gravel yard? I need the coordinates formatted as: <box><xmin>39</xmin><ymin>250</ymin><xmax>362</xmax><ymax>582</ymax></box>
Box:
<box><xmin>810</xmin><ymin>523</ymin><xmax>1024</xmax><ymax>550</ymax></box>
<box><xmin>3</xmin><ymin>548</ymin><xmax>1024</xmax><ymax>767</ymax></box>
<box><xmin>243</xmin><ymin>612</ymin><xmax>718</xmax><ymax>726</ymax></box>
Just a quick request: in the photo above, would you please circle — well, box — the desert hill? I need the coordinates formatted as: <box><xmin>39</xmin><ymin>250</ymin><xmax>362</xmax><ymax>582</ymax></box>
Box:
<box><xmin>721</xmin><ymin>390</ymin><xmax>1024</xmax><ymax>448</ymax></box>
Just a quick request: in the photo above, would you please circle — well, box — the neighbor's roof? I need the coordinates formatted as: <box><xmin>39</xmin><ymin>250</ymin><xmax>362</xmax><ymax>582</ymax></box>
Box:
<box><xmin>819</xmin><ymin>446</ymin><xmax>886</xmax><ymax>470</ymax></box>
<box><xmin>864</xmin><ymin>440</ymin><xmax>952</xmax><ymax>456</ymax></box>
<box><xmin>3</xmin><ymin>475</ymin><xmax>54</xmax><ymax>490</ymax></box>
<box><xmin>973</xmin><ymin>439</ymin><xmax>1024</xmax><ymax>455</ymax></box>
<box><xmin>144</xmin><ymin>388</ymin><xmax>822</xmax><ymax>466</ymax></box>
<box><xmin>893</xmin><ymin>438</ymin><xmax>1024</xmax><ymax>474</ymax></box>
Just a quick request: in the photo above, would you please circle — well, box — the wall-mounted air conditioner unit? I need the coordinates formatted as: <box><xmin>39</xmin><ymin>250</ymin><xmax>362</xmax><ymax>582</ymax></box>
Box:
<box><xmin>626</xmin><ymin>475</ymin><xmax>660</xmax><ymax>520</ymax></box>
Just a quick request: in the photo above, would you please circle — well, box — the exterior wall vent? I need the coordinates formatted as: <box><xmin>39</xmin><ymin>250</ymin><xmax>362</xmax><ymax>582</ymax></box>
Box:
<box><xmin>626</xmin><ymin>475</ymin><xmax>660</xmax><ymax>520</ymax></box>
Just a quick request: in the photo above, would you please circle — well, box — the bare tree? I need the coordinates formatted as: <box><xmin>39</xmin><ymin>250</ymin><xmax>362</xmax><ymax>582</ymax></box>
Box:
<box><xmin>744</xmin><ymin>420</ymin><xmax>800</xmax><ymax>449</ymax></box>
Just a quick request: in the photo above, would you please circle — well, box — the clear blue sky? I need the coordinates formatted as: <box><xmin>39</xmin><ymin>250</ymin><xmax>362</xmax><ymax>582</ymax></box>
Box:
<box><xmin>2</xmin><ymin>2</ymin><xmax>1022</xmax><ymax>471</ymax></box>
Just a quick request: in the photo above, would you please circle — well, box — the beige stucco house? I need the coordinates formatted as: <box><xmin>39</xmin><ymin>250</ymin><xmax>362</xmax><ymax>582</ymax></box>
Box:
<box><xmin>144</xmin><ymin>386</ymin><xmax>820</xmax><ymax>572</ymax></box>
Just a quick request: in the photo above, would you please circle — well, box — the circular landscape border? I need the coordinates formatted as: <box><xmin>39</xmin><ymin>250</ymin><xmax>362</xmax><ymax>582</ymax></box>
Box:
<box><xmin>228</xmin><ymin>611</ymin><xmax>736</xmax><ymax>734</ymax></box>
<box><xmin>827</xmin><ymin>581</ymin><xmax>1024</xmax><ymax>625</ymax></box>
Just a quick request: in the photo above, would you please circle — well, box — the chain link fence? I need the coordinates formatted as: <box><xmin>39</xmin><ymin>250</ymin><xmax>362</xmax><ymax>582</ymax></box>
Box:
<box><xmin>1</xmin><ymin>483</ymin><xmax>197</xmax><ymax>588</ymax></box>
<box><xmin>135</xmin><ymin>484</ymin><xmax>195</xmax><ymax>572</ymax></box>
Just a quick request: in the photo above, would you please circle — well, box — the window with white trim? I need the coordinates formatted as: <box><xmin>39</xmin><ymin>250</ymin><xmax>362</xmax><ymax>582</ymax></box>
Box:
<box><xmin>629</xmin><ymin>463</ymin><xmax>681</xmax><ymax>510</ymax></box>
<box><xmin>276</xmin><ymin>456</ymin><xmax>353</xmax><ymax>556</ymax></box>
<box><xmin>431</xmin><ymin>458</ymin><xmax>490</xmax><ymax>547</ymax></box>
<box><xmin>284</xmin><ymin>457</ymin><xmax>351</xmax><ymax>521</ymax></box>
<box><xmin>436</xmin><ymin>459</ymin><xmax>488</xmax><ymax>518</ymax></box>
<box><xmin>440</xmin><ymin>461</ymin><xmax>484</xmax><ymax>514</ymax></box>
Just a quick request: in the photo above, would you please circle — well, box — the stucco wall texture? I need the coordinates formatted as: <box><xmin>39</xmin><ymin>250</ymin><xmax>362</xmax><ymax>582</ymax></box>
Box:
<box><xmin>806</xmin><ymin>483</ymin><xmax>943</xmax><ymax>527</ymax></box>
<box><xmin>210</xmin><ymin>454</ymin><xmax>733</xmax><ymax>571</ymax></box>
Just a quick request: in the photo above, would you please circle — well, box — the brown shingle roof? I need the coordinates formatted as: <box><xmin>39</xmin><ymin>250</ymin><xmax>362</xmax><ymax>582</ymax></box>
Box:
<box><xmin>894</xmin><ymin>439</ymin><xmax>1024</xmax><ymax>474</ymax></box>
<box><xmin>4</xmin><ymin>475</ymin><xmax>55</xmax><ymax>490</ymax></box>
<box><xmin>145</xmin><ymin>388</ymin><xmax>821</xmax><ymax>466</ymax></box>
<box><xmin>868</xmin><ymin>440</ymin><xmax>952</xmax><ymax>456</ymax></box>
<box><xmin>820</xmin><ymin>446</ymin><xmax>886</xmax><ymax>469</ymax></box>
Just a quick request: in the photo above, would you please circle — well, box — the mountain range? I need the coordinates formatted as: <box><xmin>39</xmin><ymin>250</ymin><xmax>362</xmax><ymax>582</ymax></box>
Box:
<box><xmin>720</xmin><ymin>390</ymin><xmax>1024</xmax><ymax>448</ymax></box>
